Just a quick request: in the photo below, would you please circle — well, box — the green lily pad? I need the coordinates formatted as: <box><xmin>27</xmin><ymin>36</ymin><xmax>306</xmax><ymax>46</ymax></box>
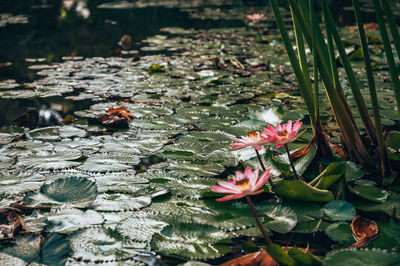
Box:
<box><xmin>325</xmin><ymin>222</ymin><xmax>354</xmax><ymax>246</ymax></box>
<box><xmin>151</xmin><ymin>223</ymin><xmax>231</xmax><ymax>260</ymax></box>
<box><xmin>353</xmin><ymin>192</ymin><xmax>400</xmax><ymax>219</ymax></box>
<box><xmin>265</xmin><ymin>244</ymin><xmax>296</xmax><ymax>266</ymax></box>
<box><xmin>348</xmin><ymin>185</ymin><xmax>389</xmax><ymax>203</ymax></box>
<box><xmin>116</xmin><ymin>213</ymin><xmax>168</xmax><ymax>243</ymax></box>
<box><xmin>68</xmin><ymin>227</ymin><xmax>138</xmax><ymax>262</ymax></box>
<box><xmin>323</xmin><ymin>249</ymin><xmax>400</xmax><ymax>266</ymax></box>
<box><xmin>41</xmin><ymin>176</ymin><xmax>98</xmax><ymax>204</ymax></box>
<box><xmin>273</xmin><ymin>180</ymin><xmax>334</xmax><ymax>202</ymax></box>
<box><xmin>263</xmin><ymin>204</ymin><xmax>298</xmax><ymax>233</ymax></box>
<box><xmin>313</xmin><ymin>162</ymin><xmax>346</xmax><ymax>189</ymax></box>
<box><xmin>322</xmin><ymin>200</ymin><xmax>356</xmax><ymax>221</ymax></box>
<box><xmin>0</xmin><ymin>233</ymin><xmax>41</xmax><ymax>262</ymax></box>
<box><xmin>46</xmin><ymin>208</ymin><xmax>104</xmax><ymax>233</ymax></box>
<box><xmin>17</xmin><ymin>150</ymin><xmax>82</xmax><ymax>170</ymax></box>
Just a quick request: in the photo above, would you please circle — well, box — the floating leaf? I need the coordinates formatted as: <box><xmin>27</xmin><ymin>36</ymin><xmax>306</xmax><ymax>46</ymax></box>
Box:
<box><xmin>265</xmin><ymin>244</ymin><xmax>296</xmax><ymax>266</ymax></box>
<box><xmin>221</xmin><ymin>250</ymin><xmax>278</xmax><ymax>266</ymax></box>
<box><xmin>78</xmin><ymin>154</ymin><xmax>134</xmax><ymax>173</ymax></box>
<box><xmin>93</xmin><ymin>194</ymin><xmax>151</xmax><ymax>211</ymax></box>
<box><xmin>323</xmin><ymin>249</ymin><xmax>400</xmax><ymax>266</ymax></box>
<box><xmin>68</xmin><ymin>227</ymin><xmax>138</xmax><ymax>262</ymax></box>
<box><xmin>273</xmin><ymin>180</ymin><xmax>334</xmax><ymax>202</ymax></box>
<box><xmin>0</xmin><ymin>233</ymin><xmax>41</xmax><ymax>262</ymax></box>
<box><xmin>313</xmin><ymin>162</ymin><xmax>346</xmax><ymax>189</ymax></box>
<box><xmin>151</xmin><ymin>223</ymin><xmax>231</xmax><ymax>260</ymax></box>
<box><xmin>0</xmin><ymin>172</ymin><xmax>45</xmax><ymax>196</ymax></box>
<box><xmin>40</xmin><ymin>233</ymin><xmax>70</xmax><ymax>266</ymax></box>
<box><xmin>147</xmin><ymin>64</ymin><xmax>165</xmax><ymax>74</ymax></box>
<box><xmin>263</xmin><ymin>204</ymin><xmax>297</xmax><ymax>234</ymax></box>
<box><xmin>17</xmin><ymin>150</ymin><xmax>82</xmax><ymax>170</ymax></box>
<box><xmin>322</xmin><ymin>200</ymin><xmax>356</xmax><ymax>221</ymax></box>
<box><xmin>46</xmin><ymin>208</ymin><xmax>104</xmax><ymax>233</ymax></box>
<box><xmin>116</xmin><ymin>213</ymin><xmax>168</xmax><ymax>243</ymax></box>
<box><xmin>325</xmin><ymin>222</ymin><xmax>354</xmax><ymax>246</ymax></box>
<box><xmin>41</xmin><ymin>176</ymin><xmax>98</xmax><ymax>205</ymax></box>
<box><xmin>348</xmin><ymin>185</ymin><xmax>388</xmax><ymax>203</ymax></box>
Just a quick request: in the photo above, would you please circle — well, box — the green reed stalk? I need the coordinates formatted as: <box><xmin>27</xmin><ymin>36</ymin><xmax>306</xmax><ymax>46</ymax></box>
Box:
<box><xmin>322</xmin><ymin>0</ymin><xmax>377</xmax><ymax>141</ymax></box>
<box><xmin>269</xmin><ymin>0</ymin><xmax>316</xmax><ymax>127</ymax></box>
<box><xmin>372</xmin><ymin>0</ymin><xmax>400</xmax><ymax>118</ymax></box>
<box><xmin>279</xmin><ymin>0</ymin><xmax>375</xmax><ymax>166</ymax></box>
<box><xmin>352</xmin><ymin>0</ymin><xmax>388</xmax><ymax>177</ymax></box>
<box><xmin>380</xmin><ymin>0</ymin><xmax>400</xmax><ymax>63</ymax></box>
<box><xmin>310</xmin><ymin>0</ymin><xmax>319</xmax><ymax>115</ymax></box>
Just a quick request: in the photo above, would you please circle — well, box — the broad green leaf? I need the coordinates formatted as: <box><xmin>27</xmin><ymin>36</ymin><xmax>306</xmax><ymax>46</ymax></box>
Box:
<box><xmin>323</xmin><ymin>249</ymin><xmax>400</xmax><ymax>266</ymax></box>
<box><xmin>348</xmin><ymin>185</ymin><xmax>388</xmax><ymax>203</ymax></box>
<box><xmin>0</xmin><ymin>233</ymin><xmax>41</xmax><ymax>262</ymax></box>
<box><xmin>325</xmin><ymin>222</ymin><xmax>354</xmax><ymax>246</ymax></box>
<box><xmin>313</xmin><ymin>162</ymin><xmax>346</xmax><ymax>189</ymax></box>
<box><xmin>46</xmin><ymin>208</ymin><xmax>104</xmax><ymax>233</ymax></box>
<box><xmin>67</xmin><ymin>227</ymin><xmax>138</xmax><ymax>262</ymax></box>
<box><xmin>40</xmin><ymin>233</ymin><xmax>70</xmax><ymax>266</ymax></box>
<box><xmin>41</xmin><ymin>176</ymin><xmax>98</xmax><ymax>205</ymax></box>
<box><xmin>265</xmin><ymin>244</ymin><xmax>296</xmax><ymax>266</ymax></box>
<box><xmin>287</xmin><ymin>247</ymin><xmax>322</xmax><ymax>265</ymax></box>
<box><xmin>263</xmin><ymin>204</ymin><xmax>298</xmax><ymax>233</ymax></box>
<box><xmin>273</xmin><ymin>180</ymin><xmax>334</xmax><ymax>202</ymax></box>
<box><xmin>352</xmin><ymin>192</ymin><xmax>400</xmax><ymax>219</ymax></box>
<box><xmin>0</xmin><ymin>172</ymin><xmax>45</xmax><ymax>196</ymax></box>
<box><xmin>151</xmin><ymin>223</ymin><xmax>231</xmax><ymax>260</ymax></box>
<box><xmin>322</xmin><ymin>200</ymin><xmax>356</xmax><ymax>221</ymax></box>
<box><xmin>345</xmin><ymin>161</ymin><xmax>365</xmax><ymax>181</ymax></box>
<box><xmin>117</xmin><ymin>213</ymin><xmax>168</xmax><ymax>243</ymax></box>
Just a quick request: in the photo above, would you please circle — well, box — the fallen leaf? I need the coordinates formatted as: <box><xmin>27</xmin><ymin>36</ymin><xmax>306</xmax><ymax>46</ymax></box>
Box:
<box><xmin>220</xmin><ymin>250</ymin><xmax>278</xmax><ymax>266</ymax></box>
<box><xmin>346</xmin><ymin>22</ymin><xmax>378</xmax><ymax>30</ymax></box>
<box><xmin>348</xmin><ymin>215</ymin><xmax>379</xmax><ymax>248</ymax></box>
<box><xmin>106</xmin><ymin>107</ymin><xmax>135</xmax><ymax>120</ymax></box>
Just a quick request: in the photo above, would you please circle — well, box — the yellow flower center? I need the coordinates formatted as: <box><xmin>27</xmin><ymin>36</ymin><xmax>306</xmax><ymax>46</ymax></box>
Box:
<box><xmin>234</xmin><ymin>177</ymin><xmax>250</xmax><ymax>190</ymax></box>
<box><xmin>277</xmin><ymin>130</ymin><xmax>289</xmax><ymax>138</ymax></box>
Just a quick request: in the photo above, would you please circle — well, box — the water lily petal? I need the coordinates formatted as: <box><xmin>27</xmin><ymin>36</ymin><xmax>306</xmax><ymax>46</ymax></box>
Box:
<box><xmin>211</xmin><ymin>185</ymin><xmax>239</xmax><ymax>194</ymax></box>
<box><xmin>216</xmin><ymin>193</ymin><xmax>246</xmax><ymax>201</ymax></box>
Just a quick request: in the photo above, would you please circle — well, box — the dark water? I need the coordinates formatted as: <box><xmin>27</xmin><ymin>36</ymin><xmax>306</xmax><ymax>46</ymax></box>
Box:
<box><xmin>0</xmin><ymin>0</ymin><xmax>391</xmax><ymax>127</ymax></box>
<box><xmin>0</xmin><ymin>0</ymin><xmax>246</xmax><ymax>126</ymax></box>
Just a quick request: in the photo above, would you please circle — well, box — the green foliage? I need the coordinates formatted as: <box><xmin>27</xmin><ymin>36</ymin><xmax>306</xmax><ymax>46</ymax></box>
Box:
<box><xmin>151</xmin><ymin>223</ymin><xmax>232</xmax><ymax>259</ymax></box>
<box><xmin>274</xmin><ymin>180</ymin><xmax>334</xmax><ymax>202</ymax></box>
<box><xmin>266</xmin><ymin>244</ymin><xmax>296</xmax><ymax>266</ymax></box>
<box><xmin>322</xmin><ymin>200</ymin><xmax>356</xmax><ymax>221</ymax></box>
<box><xmin>323</xmin><ymin>249</ymin><xmax>400</xmax><ymax>266</ymax></box>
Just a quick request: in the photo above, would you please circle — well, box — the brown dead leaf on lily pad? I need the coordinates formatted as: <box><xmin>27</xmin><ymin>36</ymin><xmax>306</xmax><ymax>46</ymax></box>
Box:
<box><xmin>346</xmin><ymin>22</ymin><xmax>378</xmax><ymax>30</ymax></box>
<box><xmin>348</xmin><ymin>215</ymin><xmax>379</xmax><ymax>248</ymax></box>
<box><xmin>88</xmin><ymin>107</ymin><xmax>135</xmax><ymax>129</ymax></box>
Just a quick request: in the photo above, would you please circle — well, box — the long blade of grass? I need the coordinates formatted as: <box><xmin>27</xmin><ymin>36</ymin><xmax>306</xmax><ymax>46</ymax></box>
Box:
<box><xmin>380</xmin><ymin>0</ymin><xmax>400</xmax><ymax>63</ymax></box>
<box><xmin>322</xmin><ymin>0</ymin><xmax>377</xmax><ymax>141</ymax></box>
<box><xmin>284</xmin><ymin>0</ymin><xmax>375</xmax><ymax>167</ymax></box>
<box><xmin>372</xmin><ymin>0</ymin><xmax>400</xmax><ymax>118</ymax></box>
<box><xmin>352</xmin><ymin>0</ymin><xmax>388</xmax><ymax>177</ymax></box>
<box><xmin>269</xmin><ymin>0</ymin><xmax>316</xmax><ymax>126</ymax></box>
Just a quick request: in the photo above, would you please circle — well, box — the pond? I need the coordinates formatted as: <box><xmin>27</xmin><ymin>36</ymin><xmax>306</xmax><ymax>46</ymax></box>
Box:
<box><xmin>1</xmin><ymin>0</ymin><xmax>400</xmax><ymax>265</ymax></box>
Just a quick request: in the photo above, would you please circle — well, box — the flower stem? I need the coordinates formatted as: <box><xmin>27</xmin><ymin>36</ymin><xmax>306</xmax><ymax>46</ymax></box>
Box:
<box><xmin>246</xmin><ymin>195</ymin><xmax>273</xmax><ymax>246</ymax></box>
<box><xmin>256</xmin><ymin>23</ymin><xmax>263</xmax><ymax>40</ymax></box>
<box><xmin>284</xmin><ymin>144</ymin><xmax>299</xmax><ymax>179</ymax></box>
<box><xmin>255</xmin><ymin>149</ymin><xmax>274</xmax><ymax>187</ymax></box>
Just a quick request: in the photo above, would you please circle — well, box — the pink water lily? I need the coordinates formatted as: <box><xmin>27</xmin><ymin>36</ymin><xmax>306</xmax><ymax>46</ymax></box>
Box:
<box><xmin>211</xmin><ymin>166</ymin><xmax>272</xmax><ymax>201</ymax></box>
<box><xmin>229</xmin><ymin>131</ymin><xmax>269</xmax><ymax>151</ymax></box>
<box><xmin>245</xmin><ymin>13</ymin><xmax>266</xmax><ymax>23</ymax></box>
<box><xmin>261</xmin><ymin>120</ymin><xmax>303</xmax><ymax>148</ymax></box>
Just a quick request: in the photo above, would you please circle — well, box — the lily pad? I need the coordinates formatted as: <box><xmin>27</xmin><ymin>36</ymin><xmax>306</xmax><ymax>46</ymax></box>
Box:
<box><xmin>273</xmin><ymin>180</ymin><xmax>334</xmax><ymax>202</ymax></box>
<box><xmin>323</xmin><ymin>249</ymin><xmax>400</xmax><ymax>266</ymax></box>
<box><xmin>41</xmin><ymin>176</ymin><xmax>98</xmax><ymax>204</ymax></box>
<box><xmin>322</xmin><ymin>200</ymin><xmax>356</xmax><ymax>221</ymax></box>
<box><xmin>151</xmin><ymin>223</ymin><xmax>231</xmax><ymax>260</ymax></box>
